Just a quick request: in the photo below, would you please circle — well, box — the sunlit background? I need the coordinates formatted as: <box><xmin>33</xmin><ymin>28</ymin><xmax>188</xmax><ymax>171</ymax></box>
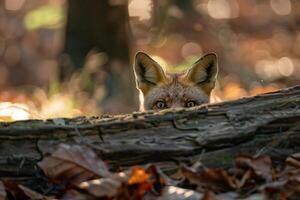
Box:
<box><xmin>0</xmin><ymin>0</ymin><xmax>299</xmax><ymax>121</ymax></box>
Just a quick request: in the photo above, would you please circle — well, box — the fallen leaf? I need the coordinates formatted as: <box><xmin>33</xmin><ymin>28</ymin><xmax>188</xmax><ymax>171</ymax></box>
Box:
<box><xmin>128</xmin><ymin>166</ymin><xmax>154</xmax><ymax>199</ymax></box>
<box><xmin>2</xmin><ymin>180</ymin><xmax>28</xmax><ymax>200</ymax></box>
<box><xmin>261</xmin><ymin>177</ymin><xmax>300</xmax><ymax>199</ymax></box>
<box><xmin>213</xmin><ymin>192</ymin><xmax>241</xmax><ymax>200</ymax></box>
<box><xmin>128</xmin><ymin>167</ymin><xmax>150</xmax><ymax>185</ymax></box>
<box><xmin>145</xmin><ymin>164</ymin><xmax>173</xmax><ymax>194</ymax></box>
<box><xmin>18</xmin><ymin>185</ymin><xmax>52</xmax><ymax>200</ymax></box>
<box><xmin>201</xmin><ymin>190</ymin><xmax>218</xmax><ymax>200</ymax></box>
<box><xmin>182</xmin><ymin>167</ymin><xmax>237</xmax><ymax>193</ymax></box>
<box><xmin>32</xmin><ymin>145</ymin><xmax>300</xmax><ymax>199</ymax></box>
<box><xmin>79</xmin><ymin>177</ymin><xmax>121</xmax><ymax>198</ymax></box>
<box><xmin>38</xmin><ymin>144</ymin><xmax>112</xmax><ymax>185</ymax></box>
<box><xmin>60</xmin><ymin>189</ymin><xmax>95</xmax><ymax>200</ymax></box>
<box><xmin>285</xmin><ymin>152</ymin><xmax>300</xmax><ymax>169</ymax></box>
<box><xmin>157</xmin><ymin>186</ymin><xmax>203</xmax><ymax>200</ymax></box>
<box><xmin>234</xmin><ymin>155</ymin><xmax>272</xmax><ymax>181</ymax></box>
<box><xmin>236</xmin><ymin>169</ymin><xmax>252</xmax><ymax>189</ymax></box>
<box><xmin>277</xmin><ymin>152</ymin><xmax>300</xmax><ymax>182</ymax></box>
<box><xmin>78</xmin><ymin>165</ymin><xmax>166</xmax><ymax>199</ymax></box>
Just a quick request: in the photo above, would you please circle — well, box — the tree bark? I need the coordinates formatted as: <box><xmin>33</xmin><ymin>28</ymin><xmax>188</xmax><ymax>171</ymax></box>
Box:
<box><xmin>59</xmin><ymin>0</ymin><xmax>137</xmax><ymax>113</ymax></box>
<box><xmin>0</xmin><ymin>85</ymin><xmax>300</xmax><ymax>180</ymax></box>
<box><xmin>61</xmin><ymin>0</ymin><xmax>130</xmax><ymax>74</ymax></box>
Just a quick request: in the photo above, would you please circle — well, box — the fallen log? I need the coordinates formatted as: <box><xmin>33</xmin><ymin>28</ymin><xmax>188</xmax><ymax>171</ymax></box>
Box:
<box><xmin>0</xmin><ymin>85</ymin><xmax>300</xmax><ymax>181</ymax></box>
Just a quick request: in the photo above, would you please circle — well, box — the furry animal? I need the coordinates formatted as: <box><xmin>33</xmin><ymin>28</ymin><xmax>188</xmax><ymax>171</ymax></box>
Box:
<box><xmin>133</xmin><ymin>52</ymin><xmax>218</xmax><ymax>111</ymax></box>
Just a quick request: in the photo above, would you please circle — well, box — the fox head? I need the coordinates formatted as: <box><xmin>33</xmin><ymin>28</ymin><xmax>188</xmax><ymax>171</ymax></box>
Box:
<box><xmin>133</xmin><ymin>52</ymin><xmax>218</xmax><ymax>111</ymax></box>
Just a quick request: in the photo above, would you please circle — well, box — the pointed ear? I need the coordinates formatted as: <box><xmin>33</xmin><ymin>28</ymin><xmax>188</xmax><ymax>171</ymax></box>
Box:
<box><xmin>134</xmin><ymin>52</ymin><xmax>166</xmax><ymax>94</ymax></box>
<box><xmin>185</xmin><ymin>53</ymin><xmax>218</xmax><ymax>94</ymax></box>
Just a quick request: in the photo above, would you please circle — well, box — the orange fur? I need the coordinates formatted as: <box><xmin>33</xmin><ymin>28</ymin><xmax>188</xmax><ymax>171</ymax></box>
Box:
<box><xmin>134</xmin><ymin>52</ymin><xmax>218</xmax><ymax>111</ymax></box>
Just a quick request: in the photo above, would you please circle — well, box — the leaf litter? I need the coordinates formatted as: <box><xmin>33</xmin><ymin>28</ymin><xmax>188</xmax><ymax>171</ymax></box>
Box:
<box><xmin>2</xmin><ymin>144</ymin><xmax>300</xmax><ymax>200</ymax></box>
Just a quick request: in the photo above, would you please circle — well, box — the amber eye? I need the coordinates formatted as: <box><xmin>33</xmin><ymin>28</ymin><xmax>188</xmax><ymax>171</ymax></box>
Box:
<box><xmin>185</xmin><ymin>101</ymin><xmax>197</xmax><ymax>108</ymax></box>
<box><xmin>155</xmin><ymin>100</ymin><xmax>167</xmax><ymax>109</ymax></box>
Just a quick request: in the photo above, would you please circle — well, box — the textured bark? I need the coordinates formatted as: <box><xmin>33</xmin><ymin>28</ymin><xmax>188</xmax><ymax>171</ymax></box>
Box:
<box><xmin>59</xmin><ymin>0</ymin><xmax>137</xmax><ymax>113</ymax></box>
<box><xmin>0</xmin><ymin>85</ymin><xmax>300</xmax><ymax>181</ymax></box>
<box><xmin>61</xmin><ymin>0</ymin><xmax>130</xmax><ymax>73</ymax></box>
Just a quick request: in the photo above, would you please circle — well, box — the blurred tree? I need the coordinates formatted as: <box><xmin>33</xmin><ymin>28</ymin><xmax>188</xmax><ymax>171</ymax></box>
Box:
<box><xmin>152</xmin><ymin>0</ymin><xmax>197</xmax><ymax>36</ymax></box>
<box><xmin>60</xmin><ymin>0</ymin><xmax>137</xmax><ymax>113</ymax></box>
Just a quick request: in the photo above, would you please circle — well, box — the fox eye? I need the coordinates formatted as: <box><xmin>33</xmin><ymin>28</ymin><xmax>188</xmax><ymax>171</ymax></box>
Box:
<box><xmin>185</xmin><ymin>100</ymin><xmax>197</xmax><ymax>108</ymax></box>
<box><xmin>154</xmin><ymin>100</ymin><xmax>167</xmax><ymax>109</ymax></box>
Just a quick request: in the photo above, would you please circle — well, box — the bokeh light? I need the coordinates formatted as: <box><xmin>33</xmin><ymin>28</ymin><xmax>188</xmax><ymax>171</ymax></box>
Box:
<box><xmin>270</xmin><ymin>0</ymin><xmax>291</xmax><ymax>15</ymax></box>
<box><xmin>128</xmin><ymin>0</ymin><xmax>151</xmax><ymax>20</ymax></box>
<box><xmin>4</xmin><ymin>0</ymin><xmax>25</xmax><ymax>11</ymax></box>
<box><xmin>207</xmin><ymin>0</ymin><xmax>239</xmax><ymax>19</ymax></box>
<box><xmin>0</xmin><ymin>0</ymin><xmax>299</xmax><ymax>120</ymax></box>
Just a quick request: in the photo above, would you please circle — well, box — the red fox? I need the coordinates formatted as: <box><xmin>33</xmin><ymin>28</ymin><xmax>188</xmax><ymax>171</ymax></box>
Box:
<box><xmin>134</xmin><ymin>52</ymin><xmax>218</xmax><ymax>111</ymax></box>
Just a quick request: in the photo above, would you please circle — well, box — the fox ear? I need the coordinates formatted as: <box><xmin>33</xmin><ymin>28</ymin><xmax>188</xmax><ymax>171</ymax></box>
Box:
<box><xmin>185</xmin><ymin>53</ymin><xmax>218</xmax><ymax>94</ymax></box>
<box><xmin>134</xmin><ymin>52</ymin><xmax>166</xmax><ymax>94</ymax></box>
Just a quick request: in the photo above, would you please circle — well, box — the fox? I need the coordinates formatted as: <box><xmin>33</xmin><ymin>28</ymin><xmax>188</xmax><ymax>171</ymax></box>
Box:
<box><xmin>133</xmin><ymin>52</ymin><xmax>218</xmax><ymax>111</ymax></box>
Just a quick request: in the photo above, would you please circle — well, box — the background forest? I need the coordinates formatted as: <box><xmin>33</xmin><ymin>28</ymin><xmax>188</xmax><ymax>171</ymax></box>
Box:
<box><xmin>0</xmin><ymin>0</ymin><xmax>299</xmax><ymax>120</ymax></box>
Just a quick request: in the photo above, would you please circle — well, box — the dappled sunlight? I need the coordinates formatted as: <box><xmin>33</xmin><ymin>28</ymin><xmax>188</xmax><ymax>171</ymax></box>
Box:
<box><xmin>206</xmin><ymin>0</ymin><xmax>239</xmax><ymax>19</ymax></box>
<box><xmin>4</xmin><ymin>0</ymin><xmax>25</xmax><ymax>11</ymax></box>
<box><xmin>128</xmin><ymin>0</ymin><xmax>152</xmax><ymax>20</ymax></box>
<box><xmin>211</xmin><ymin>81</ymin><xmax>279</xmax><ymax>104</ymax></box>
<box><xmin>0</xmin><ymin>0</ymin><xmax>299</xmax><ymax>121</ymax></box>
<box><xmin>0</xmin><ymin>78</ymin><xmax>281</xmax><ymax>121</ymax></box>
<box><xmin>1</xmin><ymin>1</ymin><xmax>300</xmax><ymax>199</ymax></box>
<box><xmin>255</xmin><ymin>57</ymin><xmax>295</xmax><ymax>80</ymax></box>
<box><xmin>270</xmin><ymin>0</ymin><xmax>291</xmax><ymax>15</ymax></box>
<box><xmin>0</xmin><ymin>84</ymin><xmax>99</xmax><ymax>121</ymax></box>
<box><xmin>0</xmin><ymin>102</ymin><xmax>30</xmax><ymax>121</ymax></box>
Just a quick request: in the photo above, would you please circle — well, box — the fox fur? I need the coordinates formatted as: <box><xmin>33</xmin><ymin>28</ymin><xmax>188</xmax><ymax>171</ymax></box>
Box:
<box><xmin>133</xmin><ymin>52</ymin><xmax>218</xmax><ymax>111</ymax></box>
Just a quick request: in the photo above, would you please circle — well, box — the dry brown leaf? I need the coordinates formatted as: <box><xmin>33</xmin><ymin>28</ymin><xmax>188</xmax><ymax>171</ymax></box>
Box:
<box><xmin>236</xmin><ymin>169</ymin><xmax>252</xmax><ymax>189</ymax></box>
<box><xmin>262</xmin><ymin>177</ymin><xmax>300</xmax><ymax>200</ymax></box>
<box><xmin>202</xmin><ymin>191</ymin><xmax>265</xmax><ymax>200</ymax></box>
<box><xmin>235</xmin><ymin>155</ymin><xmax>272</xmax><ymax>181</ymax></box>
<box><xmin>201</xmin><ymin>191</ymin><xmax>241</xmax><ymax>200</ymax></box>
<box><xmin>157</xmin><ymin>186</ymin><xmax>203</xmax><ymax>200</ymax></box>
<box><xmin>0</xmin><ymin>181</ymin><xmax>6</xmax><ymax>200</ymax></box>
<box><xmin>201</xmin><ymin>190</ymin><xmax>218</xmax><ymax>200</ymax></box>
<box><xmin>277</xmin><ymin>152</ymin><xmax>300</xmax><ymax>182</ymax></box>
<box><xmin>32</xmin><ymin>144</ymin><xmax>300</xmax><ymax>199</ymax></box>
<box><xmin>79</xmin><ymin>177</ymin><xmax>121</xmax><ymax>198</ymax></box>
<box><xmin>260</xmin><ymin>153</ymin><xmax>300</xmax><ymax>199</ymax></box>
<box><xmin>285</xmin><ymin>153</ymin><xmax>300</xmax><ymax>169</ymax></box>
<box><xmin>38</xmin><ymin>144</ymin><xmax>112</xmax><ymax>185</ymax></box>
<box><xmin>60</xmin><ymin>189</ymin><xmax>95</xmax><ymax>200</ymax></box>
<box><xmin>214</xmin><ymin>192</ymin><xmax>243</xmax><ymax>200</ymax></box>
<box><xmin>18</xmin><ymin>185</ymin><xmax>53</xmax><ymax>200</ymax></box>
<box><xmin>78</xmin><ymin>166</ymin><xmax>164</xmax><ymax>199</ymax></box>
<box><xmin>2</xmin><ymin>180</ymin><xmax>30</xmax><ymax>200</ymax></box>
<box><xmin>182</xmin><ymin>167</ymin><xmax>237</xmax><ymax>193</ymax></box>
<box><xmin>145</xmin><ymin>164</ymin><xmax>174</xmax><ymax>194</ymax></box>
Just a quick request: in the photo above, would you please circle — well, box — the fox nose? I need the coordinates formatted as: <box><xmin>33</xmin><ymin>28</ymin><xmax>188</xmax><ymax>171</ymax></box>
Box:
<box><xmin>170</xmin><ymin>102</ymin><xmax>182</xmax><ymax>108</ymax></box>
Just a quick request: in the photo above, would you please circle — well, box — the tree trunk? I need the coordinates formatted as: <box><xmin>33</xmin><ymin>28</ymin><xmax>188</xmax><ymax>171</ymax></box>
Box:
<box><xmin>59</xmin><ymin>0</ymin><xmax>137</xmax><ymax>113</ymax></box>
<box><xmin>61</xmin><ymin>0</ymin><xmax>130</xmax><ymax>73</ymax></box>
<box><xmin>1</xmin><ymin>85</ymin><xmax>300</xmax><ymax>182</ymax></box>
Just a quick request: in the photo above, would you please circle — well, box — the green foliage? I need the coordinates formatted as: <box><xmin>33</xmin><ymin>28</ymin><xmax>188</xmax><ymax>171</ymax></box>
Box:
<box><xmin>24</xmin><ymin>5</ymin><xmax>65</xmax><ymax>30</ymax></box>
